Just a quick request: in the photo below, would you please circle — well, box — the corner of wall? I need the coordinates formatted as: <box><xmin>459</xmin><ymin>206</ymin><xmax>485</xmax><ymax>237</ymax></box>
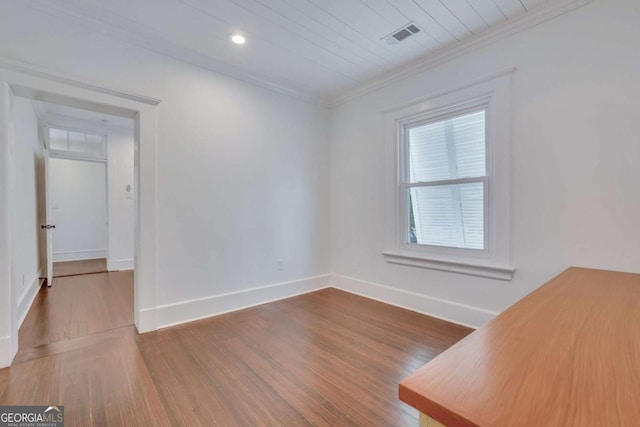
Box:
<box><xmin>136</xmin><ymin>307</ymin><xmax>158</xmax><ymax>334</ymax></box>
<box><xmin>0</xmin><ymin>335</ymin><xmax>12</xmax><ymax>368</ymax></box>
<box><xmin>107</xmin><ymin>258</ymin><xmax>134</xmax><ymax>272</ymax></box>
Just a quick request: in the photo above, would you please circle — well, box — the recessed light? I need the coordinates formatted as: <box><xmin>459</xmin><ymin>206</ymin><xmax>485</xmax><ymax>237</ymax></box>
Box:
<box><xmin>230</xmin><ymin>33</ymin><xmax>246</xmax><ymax>45</ymax></box>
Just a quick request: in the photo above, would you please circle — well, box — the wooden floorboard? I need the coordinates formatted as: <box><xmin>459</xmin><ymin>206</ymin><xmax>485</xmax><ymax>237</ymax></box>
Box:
<box><xmin>4</xmin><ymin>273</ymin><xmax>472</xmax><ymax>426</ymax></box>
<box><xmin>13</xmin><ymin>325</ymin><xmax>137</xmax><ymax>365</ymax></box>
<box><xmin>53</xmin><ymin>258</ymin><xmax>107</xmax><ymax>278</ymax></box>
<box><xmin>18</xmin><ymin>271</ymin><xmax>134</xmax><ymax>350</ymax></box>
<box><xmin>3</xmin><ymin>330</ymin><xmax>170</xmax><ymax>426</ymax></box>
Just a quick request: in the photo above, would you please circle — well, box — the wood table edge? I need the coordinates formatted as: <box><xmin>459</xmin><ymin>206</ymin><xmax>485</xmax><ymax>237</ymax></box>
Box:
<box><xmin>399</xmin><ymin>382</ymin><xmax>480</xmax><ymax>427</ymax></box>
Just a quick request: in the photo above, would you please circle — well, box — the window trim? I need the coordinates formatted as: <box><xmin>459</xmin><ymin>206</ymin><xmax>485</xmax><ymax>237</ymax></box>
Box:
<box><xmin>383</xmin><ymin>70</ymin><xmax>514</xmax><ymax>281</ymax></box>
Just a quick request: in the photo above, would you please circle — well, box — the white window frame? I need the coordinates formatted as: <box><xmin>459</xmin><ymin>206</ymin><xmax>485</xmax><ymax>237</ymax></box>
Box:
<box><xmin>383</xmin><ymin>70</ymin><xmax>514</xmax><ymax>281</ymax></box>
<box><xmin>401</xmin><ymin>103</ymin><xmax>489</xmax><ymax>254</ymax></box>
<box><xmin>44</xmin><ymin>124</ymin><xmax>108</xmax><ymax>162</ymax></box>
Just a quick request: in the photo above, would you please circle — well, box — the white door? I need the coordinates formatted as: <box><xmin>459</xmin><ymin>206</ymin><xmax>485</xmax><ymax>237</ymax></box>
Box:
<box><xmin>41</xmin><ymin>148</ymin><xmax>54</xmax><ymax>287</ymax></box>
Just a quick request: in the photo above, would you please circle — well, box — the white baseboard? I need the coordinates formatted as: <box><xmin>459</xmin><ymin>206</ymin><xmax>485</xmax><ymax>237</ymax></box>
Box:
<box><xmin>53</xmin><ymin>250</ymin><xmax>107</xmax><ymax>262</ymax></box>
<box><xmin>0</xmin><ymin>336</ymin><xmax>12</xmax><ymax>368</ymax></box>
<box><xmin>128</xmin><ymin>273</ymin><xmax>495</xmax><ymax>336</ymax></box>
<box><xmin>136</xmin><ymin>307</ymin><xmax>158</xmax><ymax>334</ymax></box>
<box><xmin>17</xmin><ymin>270</ymin><xmax>43</xmax><ymax>327</ymax></box>
<box><xmin>107</xmin><ymin>258</ymin><xmax>134</xmax><ymax>272</ymax></box>
<box><xmin>331</xmin><ymin>274</ymin><xmax>498</xmax><ymax>329</ymax></box>
<box><xmin>156</xmin><ymin>274</ymin><xmax>332</xmax><ymax>329</ymax></box>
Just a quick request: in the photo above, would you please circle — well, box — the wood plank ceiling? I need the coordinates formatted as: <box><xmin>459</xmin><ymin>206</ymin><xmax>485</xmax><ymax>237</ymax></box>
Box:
<box><xmin>25</xmin><ymin>0</ymin><xmax>557</xmax><ymax>103</ymax></box>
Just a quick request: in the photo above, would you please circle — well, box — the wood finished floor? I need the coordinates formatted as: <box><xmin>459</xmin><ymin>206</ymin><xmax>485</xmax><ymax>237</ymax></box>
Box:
<box><xmin>53</xmin><ymin>258</ymin><xmax>107</xmax><ymax>278</ymax></box>
<box><xmin>18</xmin><ymin>271</ymin><xmax>134</xmax><ymax>352</ymax></box>
<box><xmin>3</xmin><ymin>273</ymin><xmax>472</xmax><ymax>426</ymax></box>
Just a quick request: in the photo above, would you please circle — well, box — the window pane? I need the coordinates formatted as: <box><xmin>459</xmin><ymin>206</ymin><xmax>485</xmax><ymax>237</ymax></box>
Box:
<box><xmin>408</xmin><ymin>110</ymin><xmax>486</xmax><ymax>183</ymax></box>
<box><xmin>409</xmin><ymin>182</ymin><xmax>484</xmax><ymax>250</ymax></box>
<box><xmin>68</xmin><ymin>131</ymin><xmax>85</xmax><ymax>153</ymax></box>
<box><xmin>49</xmin><ymin>128</ymin><xmax>68</xmax><ymax>151</ymax></box>
<box><xmin>85</xmin><ymin>134</ymin><xmax>104</xmax><ymax>156</ymax></box>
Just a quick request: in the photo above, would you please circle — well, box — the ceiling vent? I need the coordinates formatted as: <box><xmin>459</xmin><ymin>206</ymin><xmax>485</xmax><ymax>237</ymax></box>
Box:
<box><xmin>382</xmin><ymin>23</ymin><xmax>421</xmax><ymax>45</ymax></box>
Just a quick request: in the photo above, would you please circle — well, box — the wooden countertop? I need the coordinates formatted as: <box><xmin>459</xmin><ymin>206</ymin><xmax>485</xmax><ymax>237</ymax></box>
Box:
<box><xmin>399</xmin><ymin>267</ymin><xmax>640</xmax><ymax>426</ymax></box>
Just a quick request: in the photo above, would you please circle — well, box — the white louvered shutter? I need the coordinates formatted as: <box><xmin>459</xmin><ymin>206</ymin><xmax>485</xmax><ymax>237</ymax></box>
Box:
<box><xmin>407</xmin><ymin>110</ymin><xmax>486</xmax><ymax>250</ymax></box>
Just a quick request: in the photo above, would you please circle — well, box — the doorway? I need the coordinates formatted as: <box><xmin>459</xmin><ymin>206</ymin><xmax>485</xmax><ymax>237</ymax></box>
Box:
<box><xmin>38</xmin><ymin>107</ymin><xmax>137</xmax><ymax>281</ymax></box>
<box><xmin>11</xmin><ymin>96</ymin><xmax>136</xmax><ymax>355</ymax></box>
<box><xmin>49</xmin><ymin>155</ymin><xmax>108</xmax><ymax>278</ymax></box>
<box><xmin>0</xmin><ymin>68</ymin><xmax>160</xmax><ymax>367</ymax></box>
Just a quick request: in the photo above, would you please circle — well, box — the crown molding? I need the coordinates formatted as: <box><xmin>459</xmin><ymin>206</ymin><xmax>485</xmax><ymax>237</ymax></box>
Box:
<box><xmin>26</xmin><ymin>0</ymin><xmax>326</xmax><ymax>107</ymax></box>
<box><xmin>327</xmin><ymin>0</ymin><xmax>596</xmax><ymax>108</ymax></box>
<box><xmin>0</xmin><ymin>56</ymin><xmax>161</xmax><ymax>106</ymax></box>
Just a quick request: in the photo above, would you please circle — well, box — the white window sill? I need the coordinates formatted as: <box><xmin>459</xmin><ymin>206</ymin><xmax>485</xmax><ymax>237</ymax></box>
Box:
<box><xmin>382</xmin><ymin>250</ymin><xmax>515</xmax><ymax>281</ymax></box>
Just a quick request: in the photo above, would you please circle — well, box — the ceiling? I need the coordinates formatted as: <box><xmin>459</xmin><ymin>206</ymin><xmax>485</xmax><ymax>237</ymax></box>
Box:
<box><xmin>25</xmin><ymin>0</ymin><xmax>588</xmax><ymax>105</ymax></box>
<box><xmin>34</xmin><ymin>101</ymin><xmax>135</xmax><ymax>130</ymax></box>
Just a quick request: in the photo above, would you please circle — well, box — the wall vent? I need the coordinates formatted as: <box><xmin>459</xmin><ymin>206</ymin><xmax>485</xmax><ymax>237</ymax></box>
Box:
<box><xmin>382</xmin><ymin>23</ymin><xmax>421</xmax><ymax>45</ymax></box>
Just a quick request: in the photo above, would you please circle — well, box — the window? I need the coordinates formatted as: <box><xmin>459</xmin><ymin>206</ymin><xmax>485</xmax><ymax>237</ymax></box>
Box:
<box><xmin>406</xmin><ymin>109</ymin><xmax>487</xmax><ymax>250</ymax></box>
<box><xmin>383</xmin><ymin>71</ymin><xmax>514</xmax><ymax>280</ymax></box>
<box><xmin>47</xmin><ymin>127</ymin><xmax>106</xmax><ymax>160</ymax></box>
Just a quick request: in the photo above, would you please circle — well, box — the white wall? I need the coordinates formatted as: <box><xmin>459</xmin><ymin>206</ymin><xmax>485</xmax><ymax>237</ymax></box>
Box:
<box><xmin>107</xmin><ymin>128</ymin><xmax>134</xmax><ymax>271</ymax></box>
<box><xmin>0</xmin><ymin>0</ymin><xmax>331</xmax><ymax>335</ymax></box>
<box><xmin>10</xmin><ymin>97</ymin><xmax>43</xmax><ymax>325</ymax></box>
<box><xmin>49</xmin><ymin>157</ymin><xmax>107</xmax><ymax>261</ymax></box>
<box><xmin>330</xmin><ymin>0</ymin><xmax>640</xmax><ymax>326</ymax></box>
<box><xmin>0</xmin><ymin>84</ymin><xmax>12</xmax><ymax>365</ymax></box>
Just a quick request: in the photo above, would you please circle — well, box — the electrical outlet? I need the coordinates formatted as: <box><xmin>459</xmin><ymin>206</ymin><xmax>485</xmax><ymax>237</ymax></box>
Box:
<box><xmin>277</xmin><ymin>259</ymin><xmax>283</xmax><ymax>271</ymax></box>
